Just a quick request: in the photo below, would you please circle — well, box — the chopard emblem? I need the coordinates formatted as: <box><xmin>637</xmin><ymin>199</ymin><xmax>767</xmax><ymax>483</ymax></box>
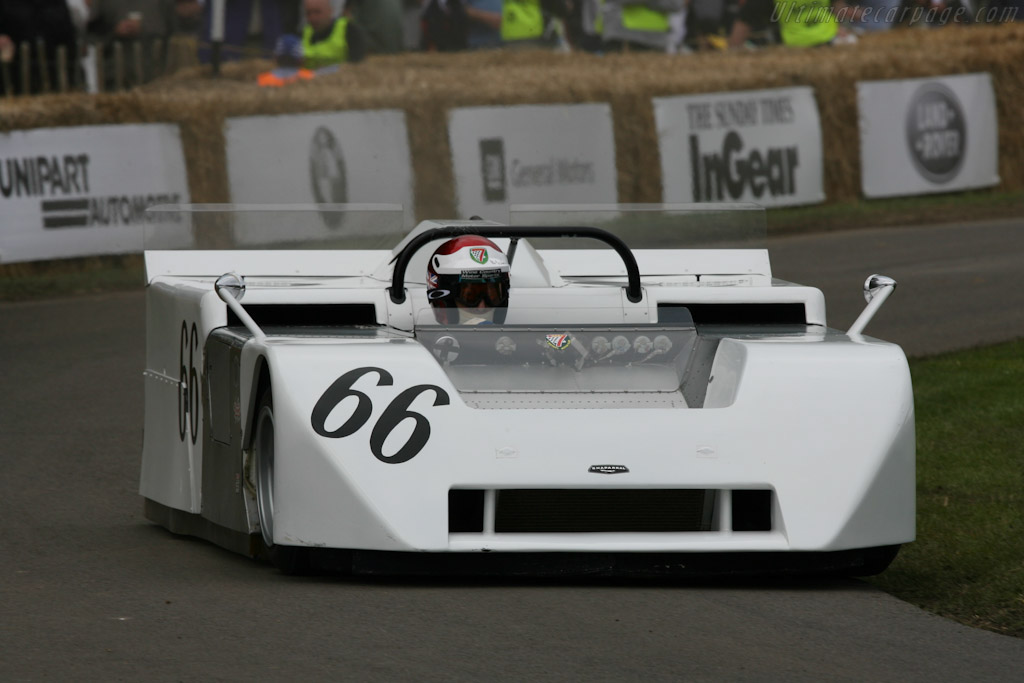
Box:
<box><xmin>588</xmin><ymin>464</ymin><xmax>629</xmax><ymax>475</ymax></box>
<box><xmin>545</xmin><ymin>333</ymin><xmax>571</xmax><ymax>350</ymax></box>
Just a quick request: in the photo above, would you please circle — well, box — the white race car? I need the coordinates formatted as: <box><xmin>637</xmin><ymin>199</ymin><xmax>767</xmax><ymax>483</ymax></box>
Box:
<box><xmin>140</xmin><ymin>205</ymin><xmax>914</xmax><ymax>576</ymax></box>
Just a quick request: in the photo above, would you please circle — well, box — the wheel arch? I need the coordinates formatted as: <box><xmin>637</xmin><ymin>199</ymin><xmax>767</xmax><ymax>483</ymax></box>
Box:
<box><xmin>242</xmin><ymin>354</ymin><xmax>272</xmax><ymax>452</ymax></box>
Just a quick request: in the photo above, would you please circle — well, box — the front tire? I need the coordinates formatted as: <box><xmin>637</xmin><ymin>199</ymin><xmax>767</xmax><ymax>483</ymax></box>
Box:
<box><xmin>253</xmin><ymin>389</ymin><xmax>309</xmax><ymax>574</ymax></box>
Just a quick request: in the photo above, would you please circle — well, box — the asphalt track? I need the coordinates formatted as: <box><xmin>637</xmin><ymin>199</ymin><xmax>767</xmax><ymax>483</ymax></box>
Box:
<box><xmin>2</xmin><ymin>218</ymin><xmax>1023</xmax><ymax>681</ymax></box>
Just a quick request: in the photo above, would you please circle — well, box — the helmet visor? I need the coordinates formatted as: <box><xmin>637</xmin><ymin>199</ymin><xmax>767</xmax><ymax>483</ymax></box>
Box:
<box><xmin>456</xmin><ymin>277</ymin><xmax>506</xmax><ymax>308</ymax></box>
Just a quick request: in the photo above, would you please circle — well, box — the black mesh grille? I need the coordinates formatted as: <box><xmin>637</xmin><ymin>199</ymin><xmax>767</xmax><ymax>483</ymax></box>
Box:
<box><xmin>493</xmin><ymin>489</ymin><xmax>711</xmax><ymax>533</ymax></box>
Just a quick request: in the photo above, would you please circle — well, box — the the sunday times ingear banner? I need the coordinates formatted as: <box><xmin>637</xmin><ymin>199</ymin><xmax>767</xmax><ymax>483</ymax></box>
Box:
<box><xmin>448</xmin><ymin>104</ymin><xmax>618</xmax><ymax>222</ymax></box>
<box><xmin>654</xmin><ymin>87</ymin><xmax>825</xmax><ymax>208</ymax></box>
<box><xmin>224</xmin><ymin>110</ymin><xmax>415</xmax><ymax>241</ymax></box>
<box><xmin>858</xmin><ymin>73</ymin><xmax>999</xmax><ymax>198</ymax></box>
<box><xmin>0</xmin><ymin>124</ymin><xmax>190</xmax><ymax>263</ymax></box>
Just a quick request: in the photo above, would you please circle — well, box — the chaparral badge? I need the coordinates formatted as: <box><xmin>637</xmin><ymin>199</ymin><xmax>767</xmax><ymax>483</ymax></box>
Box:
<box><xmin>545</xmin><ymin>333</ymin><xmax>571</xmax><ymax>350</ymax></box>
<box><xmin>589</xmin><ymin>464</ymin><xmax>629</xmax><ymax>475</ymax></box>
<box><xmin>469</xmin><ymin>247</ymin><xmax>488</xmax><ymax>264</ymax></box>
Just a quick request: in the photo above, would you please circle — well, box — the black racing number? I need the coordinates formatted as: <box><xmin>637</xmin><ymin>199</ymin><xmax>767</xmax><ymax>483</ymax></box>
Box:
<box><xmin>311</xmin><ymin>367</ymin><xmax>394</xmax><ymax>438</ymax></box>
<box><xmin>177</xmin><ymin>320</ymin><xmax>200</xmax><ymax>444</ymax></box>
<box><xmin>370</xmin><ymin>385</ymin><xmax>451</xmax><ymax>464</ymax></box>
<box><xmin>311</xmin><ymin>367</ymin><xmax>450</xmax><ymax>464</ymax></box>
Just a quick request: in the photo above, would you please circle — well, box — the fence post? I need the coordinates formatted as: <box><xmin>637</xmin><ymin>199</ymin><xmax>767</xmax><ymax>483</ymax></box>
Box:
<box><xmin>36</xmin><ymin>38</ymin><xmax>51</xmax><ymax>93</ymax></box>
<box><xmin>153</xmin><ymin>38</ymin><xmax>165</xmax><ymax>79</ymax></box>
<box><xmin>113</xmin><ymin>41</ymin><xmax>124</xmax><ymax>91</ymax></box>
<box><xmin>94</xmin><ymin>42</ymin><xmax>104</xmax><ymax>93</ymax></box>
<box><xmin>19</xmin><ymin>42</ymin><xmax>30</xmax><ymax>96</ymax></box>
<box><xmin>56</xmin><ymin>46</ymin><xmax>69</xmax><ymax>93</ymax></box>
<box><xmin>1</xmin><ymin>62</ymin><xmax>11</xmax><ymax>97</ymax></box>
<box><xmin>133</xmin><ymin>40</ymin><xmax>144</xmax><ymax>86</ymax></box>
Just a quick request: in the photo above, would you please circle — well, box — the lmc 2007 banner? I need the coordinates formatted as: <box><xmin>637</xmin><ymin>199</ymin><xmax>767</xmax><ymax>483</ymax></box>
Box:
<box><xmin>654</xmin><ymin>87</ymin><xmax>825</xmax><ymax>208</ymax></box>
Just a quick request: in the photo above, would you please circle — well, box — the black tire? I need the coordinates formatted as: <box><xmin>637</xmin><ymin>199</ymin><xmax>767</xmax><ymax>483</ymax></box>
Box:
<box><xmin>253</xmin><ymin>389</ymin><xmax>310</xmax><ymax>575</ymax></box>
<box><xmin>850</xmin><ymin>544</ymin><xmax>901</xmax><ymax>577</ymax></box>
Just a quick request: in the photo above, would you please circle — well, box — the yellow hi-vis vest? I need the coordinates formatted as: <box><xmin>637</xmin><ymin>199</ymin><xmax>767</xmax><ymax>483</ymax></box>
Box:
<box><xmin>502</xmin><ymin>0</ymin><xmax>545</xmax><ymax>42</ymax></box>
<box><xmin>774</xmin><ymin>0</ymin><xmax>838</xmax><ymax>47</ymax></box>
<box><xmin>595</xmin><ymin>3</ymin><xmax>670</xmax><ymax>35</ymax></box>
<box><xmin>621</xmin><ymin>5</ymin><xmax>670</xmax><ymax>32</ymax></box>
<box><xmin>302</xmin><ymin>17</ymin><xmax>349</xmax><ymax>69</ymax></box>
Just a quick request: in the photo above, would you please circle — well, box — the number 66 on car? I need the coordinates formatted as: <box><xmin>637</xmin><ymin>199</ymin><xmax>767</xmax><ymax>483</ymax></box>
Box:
<box><xmin>140</xmin><ymin>204</ymin><xmax>914</xmax><ymax>576</ymax></box>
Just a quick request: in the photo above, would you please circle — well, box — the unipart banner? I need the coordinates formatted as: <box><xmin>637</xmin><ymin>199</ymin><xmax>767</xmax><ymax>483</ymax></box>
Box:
<box><xmin>858</xmin><ymin>73</ymin><xmax>999</xmax><ymax>198</ymax></box>
<box><xmin>0</xmin><ymin>124</ymin><xmax>191</xmax><ymax>263</ymax></box>
<box><xmin>224</xmin><ymin>110</ymin><xmax>415</xmax><ymax>240</ymax></box>
<box><xmin>448</xmin><ymin>104</ymin><xmax>618</xmax><ymax>222</ymax></box>
<box><xmin>654</xmin><ymin>87</ymin><xmax>825</xmax><ymax>207</ymax></box>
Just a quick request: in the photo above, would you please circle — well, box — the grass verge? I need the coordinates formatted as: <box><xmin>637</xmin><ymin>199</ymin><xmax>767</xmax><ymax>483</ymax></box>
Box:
<box><xmin>0</xmin><ymin>254</ymin><xmax>144</xmax><ymax>302</ymax></box>
<box><xmin>767</xmin><ymin>189</ymin><xmax>1024</xmax><ymax>236</ymax></box>
<box><xmin>869</xmin><ymin>338</ymin><xmax>1024</xmax><ymax>638</ymax></box>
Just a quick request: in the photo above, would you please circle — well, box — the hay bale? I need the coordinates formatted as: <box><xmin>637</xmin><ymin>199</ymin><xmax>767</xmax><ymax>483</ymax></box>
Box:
<box><xmin>2</xmin><ymin>24</ymin><xmax>1021</xmax><ymax>218</ymax></box>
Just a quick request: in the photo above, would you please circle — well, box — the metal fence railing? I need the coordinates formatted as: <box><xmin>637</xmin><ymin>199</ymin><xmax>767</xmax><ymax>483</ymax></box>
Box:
<box><xmin>1</xmin><ymin>36</ymin><xmax>198</xmax><ymax>97</ymax></box>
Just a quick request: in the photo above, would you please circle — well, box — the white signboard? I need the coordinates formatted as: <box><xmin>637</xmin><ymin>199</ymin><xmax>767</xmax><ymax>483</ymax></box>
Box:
<box><xmin>0</xmin><ymin>124</ymin><xmax>191</xmax><ymax>263</ymax></box>
<box><xmin>858</xmin><ymin>73</ymin><xmax>999</xmax><ymax>198</ymax></box>
<box><xmin>448</xmin><ymin>104</ymin><xmax>618</xmax><ymax>222</ymax></box>
<box><xmin>655</xmin><ymin>87</ymin><xmax>825</xmax><ymax>207</ymax></box>
<box><xmin>225</xmin><ymin>110</ymin><xmax>415</xmax><ymax>242</ymax></box>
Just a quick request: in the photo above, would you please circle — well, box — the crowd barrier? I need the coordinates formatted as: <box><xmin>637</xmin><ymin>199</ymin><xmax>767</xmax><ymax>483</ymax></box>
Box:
<box><xmin>1</xmin><ymin>24</ymin><xmax>1022</xmax><ymax>264</ymax></box>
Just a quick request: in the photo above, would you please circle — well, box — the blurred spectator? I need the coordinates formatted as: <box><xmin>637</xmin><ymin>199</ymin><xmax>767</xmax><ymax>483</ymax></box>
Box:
<box><xmin>601</xmin><ymin>0</ymin><xmax>687</xmax><ymax>51</ymax></box>
<box><xmin>839</xmin><ymin>0</ymin><xmax>902</xmax><ymax>31</ymax></box>
<box><xmin>0</xmin><ymin>0</ymin><xmax>78</xmax><ymax>95</ymax></box>
<box><xmin>566</xmin><ymin>0</ymin><xmax>604</xmax><ymax>51</ymax></box>
<box><xmin>199</xmin><ymin>0</ymin><xmax>302</xmax><ymax>62</ymax></box>
<box><xmin>88</xmin><ymin>0</ymin><xmax>175</xmax><ymax>88</ymax></box>
<box><xmin>352</xmin><ymin>0</ymin><xmax>405</xmax><ymax>53</ymax></box>
<box><xmin>501</xmin><ymin>0</ymin><xmax>571</xmax><ymax>47</ymax></box>
<box><xmin>896</xmin><ymin>0</ymin><xmax>971</xmax><ymax>26</ymax></box>
<box><xmin>302</xmin><ymin>0</ymin><xmax>366</xmax><ymax>67</ymax></box>
<box><xmin>729</xmin><ymin>0</ymin><xmax>859</xmax><ymax>47</ymax></box>
<box><xmin>727</xmin><ymin>0</ymin><xmax>776</xmax><ymax>46</ymax></box>
<box><xmin>258</xmin><ymin>32</ymin><xmax>329</xmax><ymax>84</ymax></box>
<box><xmin>420</xmin><ymin>0</ymin><xmax>469</xmax><ymax>51</ymax></box>
<box><xmin>174</xmin><ymin>0</ymin><xmax>204</xmax><ymax>35</ymax></box>
<box><xmin>465</xmin><ymin>0</ymin><xmax>503</xmax><ymax>48</ymax></box>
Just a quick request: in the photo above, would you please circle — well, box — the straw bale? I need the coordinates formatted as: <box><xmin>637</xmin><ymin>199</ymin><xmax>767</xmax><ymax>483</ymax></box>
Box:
<box><xmin>1</xmin><ymin>24</ymin><xmax>1022</xmax><ymax>220</ymax></box>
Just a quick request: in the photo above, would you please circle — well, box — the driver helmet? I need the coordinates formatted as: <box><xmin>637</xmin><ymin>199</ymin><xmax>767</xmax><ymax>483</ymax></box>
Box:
<box><xmin>426</xmin><ymin>235</ymin><xmax>510</xmax><ymax>324</ymax></box>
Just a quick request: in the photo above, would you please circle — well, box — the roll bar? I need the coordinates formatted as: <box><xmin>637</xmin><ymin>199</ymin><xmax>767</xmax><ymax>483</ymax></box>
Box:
<box><xmin>388</xmin><ymin>226</ymin><xmax>643</xmax><ymax>304</ymax></box>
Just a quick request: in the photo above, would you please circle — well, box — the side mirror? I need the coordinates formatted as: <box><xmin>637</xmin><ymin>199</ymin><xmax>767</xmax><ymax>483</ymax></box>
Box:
<box><xmin>215</xmin><ymin>272</ymin><xmax>265</xmax><ymax>341</ymax></box>
<box><xmin>215</xmin><ymin>272</ymin><xmax>246</xmax><ymax>302</ymax></box>
<box><xmin>848</xmin><ymin>274</ymin><xmax>897</xmax><ymax>336</ymax></box>
<box><xmin>863</xmin><ymin>274</ymin><xmax>897</xmax><ymax>303</ymax></box>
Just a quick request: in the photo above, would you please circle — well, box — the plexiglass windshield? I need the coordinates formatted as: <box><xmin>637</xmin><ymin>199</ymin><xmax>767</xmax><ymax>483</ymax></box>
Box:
<box><xmin>143</xmin><ymin>203</ymin><xmax>406</xmax><ymax>250</ymax></box>
<box><xmin>510</xmin><ymin>202</ymin><xmax>765</xmax><ymax>249</ymax></box>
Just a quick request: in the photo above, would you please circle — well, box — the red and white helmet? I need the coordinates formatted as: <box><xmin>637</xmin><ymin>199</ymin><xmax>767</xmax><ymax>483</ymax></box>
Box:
<box><xmin>426</xmin><ymin>235</ymin><xmax>510</xmax><ymax>324</ymax></box>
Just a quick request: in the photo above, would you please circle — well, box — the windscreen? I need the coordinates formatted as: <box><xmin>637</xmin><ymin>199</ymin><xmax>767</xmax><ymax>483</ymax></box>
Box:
<box><xmin>143</xmin><ymin>203</ymin><xmax>407</xmax><ymax>250</ymax></box>
<box><xmin>510</xmin><ymin>203</ymin><xmax>766</xmax><ymax>249</ymax></box>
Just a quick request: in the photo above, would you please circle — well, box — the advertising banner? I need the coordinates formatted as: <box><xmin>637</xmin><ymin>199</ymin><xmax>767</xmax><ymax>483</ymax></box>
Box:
<box><xmin>224</xmin><ymin>110</ymin><xmax>415</xmax><ymax>242</ymax></box>
<box><xmin>0</xmin><ymin>124</ymin><xmax>190</xmax><ymax>263</ymax></box>
<box><xmin>858</xmin><ymin>73</ymin><xmax>999</xmax><ymax>198</ymax></box>
<box><xmin>654</xmin><ymin>87</ymin><xmax>825</xmax><ymax>208</ymax></box>
<box><xmin>448</xmin><ymin>104</ymin><xmax>618</xmax><ymax>222</ymax></box>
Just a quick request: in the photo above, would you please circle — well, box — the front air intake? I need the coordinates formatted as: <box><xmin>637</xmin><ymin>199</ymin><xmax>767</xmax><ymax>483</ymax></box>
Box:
<box><xmin>492</xmin><ymin>489</ymin><xmax>712</xmax><ymax>533</ymax></box>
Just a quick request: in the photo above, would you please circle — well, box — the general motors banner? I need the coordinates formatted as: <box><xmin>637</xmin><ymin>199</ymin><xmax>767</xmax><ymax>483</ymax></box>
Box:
<box><xmin>654</xmin><ymin>87</ymin><xmax>825</xmax><ymax>208</ymax></box>
<box><xmin>0</xmin><ymin>124</ymin><xmax>190</xmax><ymax>263</ymax></box>
<box><xmin>858</xmin><ymin>73</ymin><xmax>999</xmax><ymax>198</ymax></box>
<box><xmin>448</xmin><ymin>104</ymin><xmax>618</xmax><ymax>222</ymax></box>
<box><xmin>225</xmin><ymin>110</ymin><xmax>415</xmax><ymax>241</ymax></box>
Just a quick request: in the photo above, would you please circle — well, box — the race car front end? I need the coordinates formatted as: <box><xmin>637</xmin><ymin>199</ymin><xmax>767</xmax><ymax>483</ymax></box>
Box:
<box><xmin>255</xmin><ymin>314</ymin><xmax>913</xmax><ymax>576</ymax></box>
